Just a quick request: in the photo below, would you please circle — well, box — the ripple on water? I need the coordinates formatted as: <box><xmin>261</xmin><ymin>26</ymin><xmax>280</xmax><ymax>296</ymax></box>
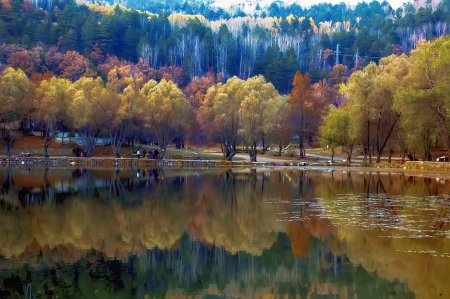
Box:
<box><xmin>316</xmin><ymin>193</ymin><xmax>450</xmax><ymax>239</ymax></box>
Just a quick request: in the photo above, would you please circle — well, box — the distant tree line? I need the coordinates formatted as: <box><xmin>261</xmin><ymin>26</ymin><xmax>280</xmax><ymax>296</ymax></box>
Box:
<box><xmin>1</xmin><ymin>0</ymin><xmax>450</xmax><ymax>93</ymax></box>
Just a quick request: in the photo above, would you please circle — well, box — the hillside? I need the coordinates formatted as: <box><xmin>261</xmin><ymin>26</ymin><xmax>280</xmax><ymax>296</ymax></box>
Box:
<box><xmin>1</xmin><ymin>0</ymin><xmax>449</xmax><ymax>91</ymax></box>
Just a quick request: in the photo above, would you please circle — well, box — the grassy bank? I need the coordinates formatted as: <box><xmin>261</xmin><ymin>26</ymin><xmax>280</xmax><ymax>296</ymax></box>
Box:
<box><xmin>359</xmin><ymin>161</ymin><xmax>450</xmax><ymax>172</ymax></box>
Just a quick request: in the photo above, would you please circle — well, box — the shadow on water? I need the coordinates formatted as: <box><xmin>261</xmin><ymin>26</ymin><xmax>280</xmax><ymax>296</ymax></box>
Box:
<box><xmin>1</xmin><ymin>168</ymin><xmax>450</xmax><ymax>297</ymax></box>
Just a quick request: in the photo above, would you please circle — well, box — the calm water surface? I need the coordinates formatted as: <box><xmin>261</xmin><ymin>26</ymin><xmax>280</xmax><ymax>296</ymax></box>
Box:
<box><xmin>0</xmin><ymin>167</ymin><xmax>450</xmax><ymax>298</ymax></box>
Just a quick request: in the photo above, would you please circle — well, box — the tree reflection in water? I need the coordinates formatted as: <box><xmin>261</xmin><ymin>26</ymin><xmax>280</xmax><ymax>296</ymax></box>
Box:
<box><xmin>0</xmin><ymin>168</ymin><xmax>449</xmax><ymax>298</ymax></box>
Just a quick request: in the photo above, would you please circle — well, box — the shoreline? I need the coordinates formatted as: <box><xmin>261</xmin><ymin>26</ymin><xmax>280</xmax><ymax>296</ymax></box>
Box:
<box><xmin>0</xmin><ymin>156</ymin><xmax>449</xmax><ymax>175</ymax></box>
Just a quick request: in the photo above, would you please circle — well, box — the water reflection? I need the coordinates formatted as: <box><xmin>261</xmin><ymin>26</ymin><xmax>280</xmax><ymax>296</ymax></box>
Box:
<box><xmin>0</xmin><ymin>168</ymin><xmax>449</xmax><ymax>298</ymax></box>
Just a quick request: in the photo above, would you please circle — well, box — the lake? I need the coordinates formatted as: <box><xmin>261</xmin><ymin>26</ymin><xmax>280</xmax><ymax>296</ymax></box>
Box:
<box><xmin>0</xmin><ymin>167</ymin><xmax>449</xmax><ymax>298</ymax></box>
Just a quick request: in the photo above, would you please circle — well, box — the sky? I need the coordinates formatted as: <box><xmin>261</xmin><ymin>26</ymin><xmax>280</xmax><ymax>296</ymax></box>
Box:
<box><xmin>212</xmin><ymin>0</ymin><xmax>410</xmax><ymax>11</ymax></box>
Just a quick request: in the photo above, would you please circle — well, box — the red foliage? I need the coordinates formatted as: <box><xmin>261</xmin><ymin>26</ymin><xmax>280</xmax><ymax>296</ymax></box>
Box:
<box><xmin>0</xmin><ymin>0</ymin><xmax>11</xmax><ymax>10</ymax></box>
<box><xmin>88</xmin><ymin>44</ymin><xmax>105</xmax><ymax>64</ymax></box>
<box><xmin>158</xmin><ymin>66</ymin><xmax>183</xmax><ymax>85</ymax></box>
<box><xmin>391</xmin><ymin>44</ymin><xmax>403</xmax><ymax>56</ymax></box>
<box><xmin>97</xmin><ymin>55</ymin><xmax>126</xmax><ymax>79</ymax></box>
<box><xmin>59</xmin><ymin>51</ymin><xmax>90</xmax><ymax>81</ymax></box>
<box><xmin>1</xmin><ymin>43</ymin><xmax>27</xmax><ymax>58</ymax></box>
<box><xmin>22</xmin><ymin>0</ymin><xmax>33</xmax><ymax>13</ymax></box>
<box><xmin>45</xmin><ymin>46</ymin><xmax>64</xmax><ymax>73</ymax></box>
<box><xmin>30</xmin><ymin>71</ymin><xmax>54</xmax><ymax>86</ymax></box>
<box><xmin>183</xmin><ymin>75</ymin><xmax>214</xmax><ymax>110</ymax></box>
<box><xmin>7</xmin><ymin>50</ymin><xmax>36</xmax><ymax>76</ymax></box>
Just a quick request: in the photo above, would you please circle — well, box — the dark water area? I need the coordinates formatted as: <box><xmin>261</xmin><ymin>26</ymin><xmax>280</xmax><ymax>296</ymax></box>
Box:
<box><xmin>0</xmin><ymin>167</ymin><xmax>450</xmax><ymax>298</ymax></box>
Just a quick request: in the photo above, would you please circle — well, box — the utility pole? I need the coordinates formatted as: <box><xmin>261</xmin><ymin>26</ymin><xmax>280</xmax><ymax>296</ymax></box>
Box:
<box><xmin>335</xmin><ymin>44</ymin><xmax>340</xmax><ymax>65</ymax></box>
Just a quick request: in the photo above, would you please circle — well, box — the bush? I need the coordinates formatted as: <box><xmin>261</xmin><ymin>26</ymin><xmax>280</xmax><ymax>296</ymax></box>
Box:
<box><xmin>360</xmin><ymin>162</ymin><xmax>375</xmax><ymax>167</ymax></box>
<box><xmin>286</xmin><ymin>150</ymin><xmax>296</xmax><ymax>158</ymax></box>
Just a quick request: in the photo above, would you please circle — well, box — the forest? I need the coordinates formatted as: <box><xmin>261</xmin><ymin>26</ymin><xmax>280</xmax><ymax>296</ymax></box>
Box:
<box><xmin>1</xmin><ymin>0</ymin><xmax>450</xmax><ymax>160</ymax></box>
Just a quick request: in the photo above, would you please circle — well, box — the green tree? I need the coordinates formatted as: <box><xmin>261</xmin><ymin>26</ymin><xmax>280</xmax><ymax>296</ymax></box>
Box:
<box><xmin>320</xmin><ymin>105</ymin><xmax>356</xmax><ymax>163</ymax></box>
<box><xmin>394</xmin><ymin>37</ymin><xmax>450</xmax><ymax>160</ymax></box>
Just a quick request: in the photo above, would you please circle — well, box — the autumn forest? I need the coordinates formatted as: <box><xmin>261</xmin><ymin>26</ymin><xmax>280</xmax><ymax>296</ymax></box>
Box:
<box><xmin>1</xmin><ymin>0</ymin><xmax>450</xmax><ymax>160</ymax></box>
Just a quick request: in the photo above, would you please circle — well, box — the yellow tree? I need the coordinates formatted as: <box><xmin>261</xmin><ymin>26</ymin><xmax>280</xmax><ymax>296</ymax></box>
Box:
<box><xmin>371</xmin><ymin>54</ymin><xmax>410</xmax><ymax>162</ymax></box>
<box><xmin>238</xmin><ymin>75</ymin><xmax>279</xmax><ymax>161</ymax></box>
<box><xmin>107</xmin><ymin>64</ymin><xmax>145</xmax><ymax>93</ymax></box>
<box><xmin>34</xmin><ymin>77</ymin><xmax>72</xmax><ymax>157</ymax></box>
<box><xmin>264</xmin><ymin>95</ymin><xmax>291</xmax><ymax>156</ymax></box>
<box><xmin>200</xmin><ymin>76</ymin><xmax>246</xmax><ymax>160</ymax></box>
<box><xmin>328</xmin><ymin>64</ymin><xmax>347</xmax><ymax>86</ymax></box>
<box><xmin>0</xmin><ymin>67</ymin><xmax>35</xmax><ymax>156</ymax></box>
<box><xmin>140</xmin><ymin>79</ymin><xmax>191</xmax><ymax>157</ymax></box>
<box><xmin>69</xmin><ymin>77</ymin><xmax>117</xmax><ymax>156</ymax></box>
<box><xmin>340</xmin><ymin>63</ymin><xmax>378</xmax><ymax>162</ymax></box>
<box><xmin>108</xmin><ymin>67</ymin><xmax>145</xmax><ymax>156</ymax></box>
<box><xmin>109</xmin><ymin>85</ymin><xmax>141</xmax><ymax>157</ymax></box>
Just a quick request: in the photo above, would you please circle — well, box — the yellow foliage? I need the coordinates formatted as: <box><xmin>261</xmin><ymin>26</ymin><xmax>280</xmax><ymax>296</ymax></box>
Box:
<box><xmin>168</xmin><ymin>13</ymin><xmax>207</xmax><ymax>27</ymax></box>
<box><xmin>86</xmin><ymin>3</ymin><xmax>156</xmax><ymax>17</ymax></box>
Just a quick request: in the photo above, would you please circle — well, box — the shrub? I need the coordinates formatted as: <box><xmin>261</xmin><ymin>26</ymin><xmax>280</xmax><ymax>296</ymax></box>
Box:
<box><xmin>286</xmin><ymin>150</ymin><xmax>296</xmax><ymax>158</ymax></box>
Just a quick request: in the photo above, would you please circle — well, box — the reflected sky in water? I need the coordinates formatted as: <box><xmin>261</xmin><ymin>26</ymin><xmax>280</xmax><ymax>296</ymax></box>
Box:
<box><xmin>0</xmin><ymin>167</ymin><xmax>449</xmax><ymax>298</ymax></box>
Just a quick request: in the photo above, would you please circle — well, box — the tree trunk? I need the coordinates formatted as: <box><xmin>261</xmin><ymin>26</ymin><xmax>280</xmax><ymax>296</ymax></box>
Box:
<box><xmin>160</xmin><ymin>143</ymin><xmax>167</xmax><ymax>159</ymax></box>
<box><xmin>6</xmin><ymin>142</ymin><xmax>13</xmax><ymax>157</ymax></box>
<box><xmin>226</xmin><ymin>147</ymin><xmax>236</xmax><ymax>161</ymax></box>
<box><xmin>224</xmin><ymin>140</ymin><xmax>236</xmax><ymax>161</ymax></box>
<box><xmin>331</xmin><ymin>148</ymin><xmax>335</xmax><ymax>163</ymax></box>
<box><xmin>261</xmin><ymin>133</ymin><xmax>267</xmax><ymax>155</ymax></box>
<box><xmin>375</xmin><ymin>117</ymin><xmax>398</xmax><ymax>163</ymax></box>
<box><xmin>343</xmin><ymin>146</ymin><xmax>353</xmax><ymax>165</ymax></box>
<box><xmin>85</xmin><ymin>135</ymin><xmax>96</xmax><ymax>157</ymax></box>
<box><xmin>111</xmin><ymin>125</ymin><xmax>126</xmax><ymax>158</ymax></box>
<box><xmin>248</xmin><ymin>141</ymin><xmax>257</xmax><ymax>162</ymax></box>
<box><xmin>299</xmin><ymin>116</ymin><xmax>305</xmax><ymax>157</ymax></box>
<box><xmin>43</xmin><ymin>135</ymin><xmax>53</xmax><ymax>158</ymax></box>
<box><xmin>367</xmin><ymin>119</ymin><xmax>372</xmax><ymax>163</ymax></box>
<box><xmin>388</xmin><ymin>149</ymin><xmax>393</xmax><ymax>163</ymax></box>
<box><xmin>43</xmin><ymin>143</ymin><xmax>50</xmax><ymax>158</ymax></box>
<box><xmin>376</xmin><ymin>152</ymin><xmax>381</xmax><ymax>164</ymax></box>
<box><xmin>4</xmin><ymin>134</ymin><xmax>15</xmax><ymax>157</ymax></box>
